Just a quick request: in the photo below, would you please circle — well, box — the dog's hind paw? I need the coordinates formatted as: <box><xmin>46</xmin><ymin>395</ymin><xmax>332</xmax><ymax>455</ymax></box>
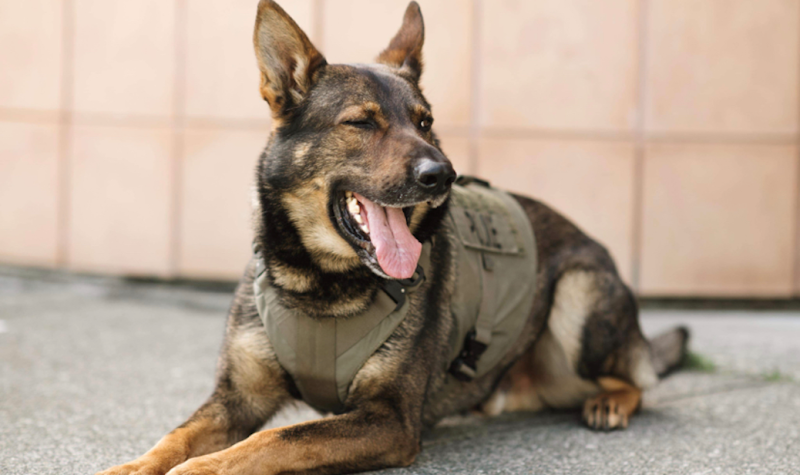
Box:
<box><xmin>582</xmin><ymin>394</ymin><xmax>629</xmax><ymax>431</ymax></box>
<box><xmin>582</xmin><ymin>377</ymin><xmax>642</xmax><ymax>431</ymax></box>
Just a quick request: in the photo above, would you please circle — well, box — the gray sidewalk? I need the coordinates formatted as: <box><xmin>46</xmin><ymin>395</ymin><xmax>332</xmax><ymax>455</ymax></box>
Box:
<box><xmin>1</xmin><ymin>267</ymin><xmax>798</xmax><ymax>475</ymax></box>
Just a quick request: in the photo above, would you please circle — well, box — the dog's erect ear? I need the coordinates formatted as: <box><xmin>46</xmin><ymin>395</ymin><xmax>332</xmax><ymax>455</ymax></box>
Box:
<box><xmin>376</xmin><ymin>2</ymin><xmax>424</xmax><ymax>81</ymax></box>
<box><xmin>254</xmin><ymin>0</ymin><xmax>327</xmax><ymax>118</ymax></box>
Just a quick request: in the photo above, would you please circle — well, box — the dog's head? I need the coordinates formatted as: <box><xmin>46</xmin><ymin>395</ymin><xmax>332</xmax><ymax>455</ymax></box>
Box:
<box><xmin>254</xmin><ymin>1</ymin><xmax>455</xmax><ymax>280</ymax></box>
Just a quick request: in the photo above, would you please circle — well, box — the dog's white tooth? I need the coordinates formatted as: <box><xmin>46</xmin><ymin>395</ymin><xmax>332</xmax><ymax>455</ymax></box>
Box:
<box><xmin>353</xmin><ymin>213</ymin><xmax>363</xmax><ymax>224</ymax></box>
<box><xmin>360</xmin><ymin>222</ymin><xmax>369</xmax><ymax>234</ymax></box>
<box><xmin>348</xmin><ymin>200</ymin><xmax>360</xmax><ymax>215</ymax></box>
<box><xmin>345</xmin><ymin>190</ymin><xmax>353</xmax><ymax>198</ymax></box>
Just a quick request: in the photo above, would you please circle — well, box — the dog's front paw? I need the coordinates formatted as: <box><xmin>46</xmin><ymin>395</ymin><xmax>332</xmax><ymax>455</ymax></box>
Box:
<box><xmin>95</xmin><ymin>459</ymin><xmax>167</xmax><ymax>475</ymax></box>
<box><xmin>165</xmin><ymin>455</ymin><xmax>222</xmax><ymax>475</ymax></box>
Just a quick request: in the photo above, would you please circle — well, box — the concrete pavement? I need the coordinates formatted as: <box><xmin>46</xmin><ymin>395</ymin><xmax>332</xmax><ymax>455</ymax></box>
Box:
<box><xmin>1</xmin><ymin>267</ymin><xmax>798</xmax><ymax>474</ymax></box>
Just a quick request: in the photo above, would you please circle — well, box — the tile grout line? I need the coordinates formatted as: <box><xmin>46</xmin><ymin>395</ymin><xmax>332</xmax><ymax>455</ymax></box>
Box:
<box><xmin>2</xmin><ymin>100</ymin><xmax>797</xmax><ymax>144</ymax></box>
<box><xmin>638</xmin><ymin>132</ymin><xmax>799</xmax><ymax>144</ymax></box>
<box><xmin>4</xmin><ymin>104</ymin><xmax>795</xmax><ymax>144</ymax></box>
<box><xmin>631</xmin><ymin>0</ymin><xmax>651</xmax><ymax>292</ymax></box>
<box><xmin>3</xmin><ymin>105</ymin><xmax>792</xmax><ymax>144</ymax></box>
<box><xmin>0</xmin><ymin>109</ymin><xmax>61</xmax><ymax>123</ymax></box>
<box><xmin>466</xmin><ymin>0</ymin><xmax>482</xmax><ymax>176</ymax></box>
<box><xmin>479</xmin><ymin>128</ymin><xmax>634</xmax><ymax>142</ymax></box>
<box><xmin>170</xmin><ymin>0</ymin><xmax>188</xmax><ymax>278</ymax></box>
<box><xmin>56</xmin><ymin>0</ymin><xmax>76</xmax><ymax>268</ymax></box>
<box><xmin>793</xmin><ymin>0</ymin><xmax>800</xmax><ymax>297</ymax></box>
<box><xmin>313</xmin><ymin>0</ymin><xmax>325</xmax><ymax>51</ymax></box>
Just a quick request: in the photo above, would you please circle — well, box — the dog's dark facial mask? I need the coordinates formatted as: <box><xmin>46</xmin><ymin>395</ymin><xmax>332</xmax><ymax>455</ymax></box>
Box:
<box><xmin>254</xmin><ymin>1</ymin><xmax>455</xmax><ymax>280</ymax></box>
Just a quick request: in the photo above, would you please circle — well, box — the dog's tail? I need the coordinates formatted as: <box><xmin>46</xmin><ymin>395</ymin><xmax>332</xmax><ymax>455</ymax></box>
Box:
<box><xmin>649</xmin><ymin>326</ymin><xmax>690</xmax><ymax>378</ymax></box>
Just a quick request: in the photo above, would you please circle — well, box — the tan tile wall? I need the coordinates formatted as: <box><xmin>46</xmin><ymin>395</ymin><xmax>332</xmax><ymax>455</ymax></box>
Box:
<box><xmin>1</xmin><ymin>0</ymin><xmax>799</xmax><ymax>297</ymax></box>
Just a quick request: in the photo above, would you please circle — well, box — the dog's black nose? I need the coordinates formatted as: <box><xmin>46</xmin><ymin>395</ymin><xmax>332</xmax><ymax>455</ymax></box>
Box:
<box><xmin>414</xmin><ymin>159</ymin><xmax>456</xmax><ymax>194</ymax></box>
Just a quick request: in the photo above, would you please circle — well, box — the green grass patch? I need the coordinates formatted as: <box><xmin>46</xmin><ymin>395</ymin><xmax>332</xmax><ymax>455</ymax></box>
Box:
<box><xmin>683</xmin><ymin>351</ymin><xmax>717</xmax><ymax>373</ymax></box>
<box><xmin>762</xmin><ymin>369</ymin><xmax>793</xmax><ymax>382</ymax></box>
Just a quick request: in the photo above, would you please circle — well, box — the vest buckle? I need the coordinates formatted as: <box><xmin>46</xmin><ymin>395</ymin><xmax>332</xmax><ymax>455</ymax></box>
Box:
<box><xmin>380</xmin><ymin>265</ymin><xmax>426</xmax><ymax>311</ymax></box>
<box><xmin>448</xmin><ymin>329</ymin><xmax>488</xmax><ymax>382</ymax></box>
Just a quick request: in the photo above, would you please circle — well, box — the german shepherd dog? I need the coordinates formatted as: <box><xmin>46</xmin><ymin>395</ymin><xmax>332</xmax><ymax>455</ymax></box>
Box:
<box><xmin>98</xmin><ymin>2</ymin><xmax>688</xmax><ymax>474</ymax></box>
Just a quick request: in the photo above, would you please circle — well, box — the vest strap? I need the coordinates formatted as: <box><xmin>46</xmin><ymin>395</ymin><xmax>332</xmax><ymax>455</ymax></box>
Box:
<box><xmin>447</xmin><ymin>177</ymin><xmax>537</xmax><ymax>382</ymax></box>
<box><xmin>449</xmin><ymin>178</ymin><xmax>495</xmax><ymax>380</ymax></box>
<box><xmin>295</xmin><ymin>315</ymin><xmax>339</xmax><ymax>410</ymax></box>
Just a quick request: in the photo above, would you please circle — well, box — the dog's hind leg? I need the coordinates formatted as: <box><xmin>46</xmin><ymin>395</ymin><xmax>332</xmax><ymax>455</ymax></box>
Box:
<box><xmin>481</xmin><ymin>268</ymin><xmax>684</xmax><ymax>432</ymax></box>
<box><xmin>481</xmin><ymin>270</ymin><xmax>612</xmax><ymax>416</ymax></box>
<box><xmin>575</xmin><ymin>271</ymin><xmax>690</xmax><ymax>430</ymax></box>
<box><xmin>481</xmin><ymin>326</ymin><xmax>600</xmax><ymax>416</ymax></box>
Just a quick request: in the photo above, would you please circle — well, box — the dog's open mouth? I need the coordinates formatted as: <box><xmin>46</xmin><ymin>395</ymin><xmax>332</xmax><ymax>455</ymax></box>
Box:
<box><xmin>335</xmin><ymin>191</ymin><xmax>422</xmax><ymax>279</ymax></box>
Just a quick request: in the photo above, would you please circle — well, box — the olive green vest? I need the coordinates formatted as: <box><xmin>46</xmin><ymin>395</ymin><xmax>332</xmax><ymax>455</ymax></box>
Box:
<box><xmin>254</xmin><ymin>178</ymin><xmax>537</xmax><ymax>413</ymax></box>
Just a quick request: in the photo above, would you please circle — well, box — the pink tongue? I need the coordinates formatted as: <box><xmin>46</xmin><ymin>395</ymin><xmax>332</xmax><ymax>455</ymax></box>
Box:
<box><xmin>353</xmin><ymin>193</ymin><xmax>422</xmax><ymax>279</ymax></box>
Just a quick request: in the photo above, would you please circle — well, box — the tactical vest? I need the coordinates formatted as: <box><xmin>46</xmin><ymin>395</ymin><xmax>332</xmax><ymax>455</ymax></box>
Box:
<box><xmin>254</xmin><ymin>178</ymin><xmax>537</xmax><ymax>413</ymax></box>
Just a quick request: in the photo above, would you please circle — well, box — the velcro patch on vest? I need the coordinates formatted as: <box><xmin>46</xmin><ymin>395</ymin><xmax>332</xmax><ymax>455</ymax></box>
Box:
<box><xmin>449</xmin><ymin>185</ymin><xmax>524</xmax><ymax>255</ymax></box>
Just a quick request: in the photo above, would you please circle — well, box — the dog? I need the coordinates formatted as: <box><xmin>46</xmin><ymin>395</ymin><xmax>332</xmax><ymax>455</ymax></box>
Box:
<box><xmin>97</xmin><ymin>2</ymin><xmax>688</xmax><ymax>474</ymax></box>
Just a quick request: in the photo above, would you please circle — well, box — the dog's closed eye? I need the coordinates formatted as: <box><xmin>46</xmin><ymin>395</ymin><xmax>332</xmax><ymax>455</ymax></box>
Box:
<box><xmin>343</xmin><ymin>119</ymin><xmax>377</xmax><ymax>130</ymax></box>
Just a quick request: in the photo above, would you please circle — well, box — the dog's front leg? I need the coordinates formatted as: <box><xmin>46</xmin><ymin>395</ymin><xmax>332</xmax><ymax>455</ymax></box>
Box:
<box><xmin>96</xmin><ymin>393</ymin><xmax>285</xmax><ymax>475</ymax></box>
<box><xmin>166</xmin><ymin>405</ymin><xmax>421</xmax><ymax>475</ymax></box>
<box><xmin>95</xmin><ymin>402</ymin><xmax>228</xmax><ymax>475</ymax></box>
